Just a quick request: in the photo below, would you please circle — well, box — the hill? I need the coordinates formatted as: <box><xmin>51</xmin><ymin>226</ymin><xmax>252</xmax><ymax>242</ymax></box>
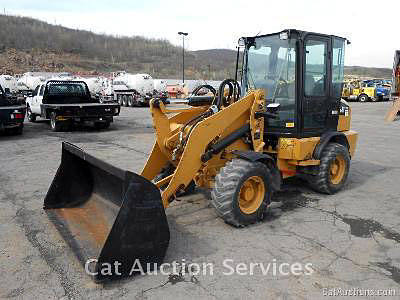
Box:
<box><xmin>0</xmin><ymin>14</ymin><xmax>392</xmax><ymax>80</ymax></box>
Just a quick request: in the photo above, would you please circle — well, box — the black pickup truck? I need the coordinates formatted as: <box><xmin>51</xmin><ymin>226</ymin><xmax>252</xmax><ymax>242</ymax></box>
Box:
<box><xmin>0</xmin><ymin>84</ymin><xmax>26</xmax><ymax>135</ymax></box>
<box><xmin>26</xmin><ymin>80</ymin><xmax>120</xmax><ymax>131</ymax></box>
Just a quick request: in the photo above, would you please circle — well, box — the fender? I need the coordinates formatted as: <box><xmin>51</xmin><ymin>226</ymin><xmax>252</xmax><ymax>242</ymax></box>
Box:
<box><xmin>313</xmin><ymin>131</ymin><xmax>349</xmax><ymax>160</ymax></box>
<box><xmin>232</xmin><ymin>150</ymin><xmax>281</xmax><ymax>191</ymax></box>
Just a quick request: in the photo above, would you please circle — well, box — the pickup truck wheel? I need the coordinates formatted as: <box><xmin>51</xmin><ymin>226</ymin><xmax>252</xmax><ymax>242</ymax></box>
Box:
<box><xmin>12</xmin><ymin>125</ymin><xmax>23</xmax><ymax>135</ymax></box>
<box><xmin>50</xmin><ymin>112</ymin><xmax>63</xmax><ymax>132</ymax></box>
<box><xmin>118</xmin><ymin>95</ymin><xmax>123</xmax><ymax>106</ymax></box>
<box><xmin>94</xmin><ymin>121</ymin><xmax>110</xmax><ymax>130</ymax></box>
<box><xmin>27</xmin><ymin>106</ymin><xmax>36</xmax><ymax>122</ymax></box>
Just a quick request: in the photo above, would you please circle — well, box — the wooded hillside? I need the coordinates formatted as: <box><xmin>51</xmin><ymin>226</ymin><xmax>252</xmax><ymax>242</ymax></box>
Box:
<box><xmin>0</xmin><ymin>14</ymin><xmax>392</xmax><ymax>80</ymax></box>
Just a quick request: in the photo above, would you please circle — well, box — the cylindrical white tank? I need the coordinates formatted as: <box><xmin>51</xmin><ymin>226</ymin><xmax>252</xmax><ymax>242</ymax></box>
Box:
<box><xmin>0</xmin><ymin>75</ymin><xmax>18</xmax><ymax>93</ymax></box>
<box><xmin>113</xmin><ymin>73</ymin><xmax>154</xmax><ymax>96</ymax></box>
<box><xmin>17</xmin><ymin>73</ymin><xmax>47</xmax><ymax>92</ymax></box>
<box><xmin>74</xmin><ymin>77</ymin><xmax>104</xmax><ymax>96</ymax></box>
<box><xmin>153</xmin><ymin>79</ymin><xmax>167</xmax><ymax>93</ymax></box>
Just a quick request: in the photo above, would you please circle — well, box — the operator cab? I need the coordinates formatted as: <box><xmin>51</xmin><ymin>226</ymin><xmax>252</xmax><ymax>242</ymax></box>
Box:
<box><xmin>240</xmin><ymin>29</ymin><xmax>348</xmax><ymax>138</ymax></box>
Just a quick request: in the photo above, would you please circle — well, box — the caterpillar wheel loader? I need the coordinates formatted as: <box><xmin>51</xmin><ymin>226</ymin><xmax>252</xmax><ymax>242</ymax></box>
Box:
<box><xmin>43</xmin><ymin>29</ymin><xmax>358</xmax><ymax>281</ymax></box>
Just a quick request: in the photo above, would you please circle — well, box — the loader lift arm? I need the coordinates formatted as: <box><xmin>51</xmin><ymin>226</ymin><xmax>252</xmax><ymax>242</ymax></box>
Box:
<box><xmin>141</xmin><ymin>88</ymin><xmax>266</xmax><ymax>208</ymax></box>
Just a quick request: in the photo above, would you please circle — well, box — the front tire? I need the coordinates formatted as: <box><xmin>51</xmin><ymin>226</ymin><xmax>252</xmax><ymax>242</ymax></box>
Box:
<box><xmin>358</xmin><ymin>94</ymin><xmax>369</xmax><ymax>102</ymax></box>
<box><xmin>27</xmin><ymin>106</ymin><xmax>36</xmax><ymax>122</ymax></box>
<box><xmin>308</xmin><ymin>143</ymin><xmax>350</xmax><ymax>194</ymax></box>
<box><xmin>211</xmin><ymin>159</ymin><xmax>273</xmax><ymax>227</ymax></box>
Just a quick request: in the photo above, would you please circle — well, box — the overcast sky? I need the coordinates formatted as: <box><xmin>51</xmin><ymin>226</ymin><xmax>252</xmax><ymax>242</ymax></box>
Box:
<box><xmin>0</xmin><ymin>0</ymin><xmax>398</xmax><ymax>68</ymax></box>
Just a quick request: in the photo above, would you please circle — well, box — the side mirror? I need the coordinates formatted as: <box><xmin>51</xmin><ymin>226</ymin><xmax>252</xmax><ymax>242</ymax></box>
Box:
<box><xmin>266</xmin><ymin>103</ymin><xmax>280</xmax><ymax>113</ymax></box>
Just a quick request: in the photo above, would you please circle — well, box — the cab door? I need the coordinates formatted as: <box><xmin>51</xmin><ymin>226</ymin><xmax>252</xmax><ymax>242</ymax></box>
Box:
<box><xmin>32</xmin><ymin>85</ymin><xmax>45</xmax><ymax>114</ymax></box>
<box><xmin>302</xmin><ymin>35</ymin><xmax>332</xmax><ymax>134</ymax></box>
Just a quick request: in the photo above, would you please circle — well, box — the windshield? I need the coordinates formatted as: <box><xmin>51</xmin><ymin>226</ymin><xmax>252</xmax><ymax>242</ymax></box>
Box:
<box><xmin>244</xmin><ymin>34</ymin><xmax>296</xmax><ymax>129</ymax></box>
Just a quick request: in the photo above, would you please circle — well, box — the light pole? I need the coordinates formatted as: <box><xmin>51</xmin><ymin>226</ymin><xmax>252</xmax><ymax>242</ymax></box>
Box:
<box><xmin>178</xmin><ymin>32</ymin><xmax>188</xmax><ymax>84</ymax></box>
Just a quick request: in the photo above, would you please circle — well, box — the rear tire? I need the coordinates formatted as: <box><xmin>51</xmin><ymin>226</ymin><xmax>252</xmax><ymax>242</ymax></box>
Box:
<box><xmin>94</xmin><ymin>121</ymin><xmax>110</xmax><ymax>130</ymax></box>
<box><xmin>128</xmin><ymin>95</ymin><xmax>135</xmax><ymax>107</ymax></box>
<box><xmin>211</xmin><ymin>159</ymin><xmax>272</xmax><ymax>227</ymax></box>
<box><xmin>118</xmin><ymin>95</ymin><xmax>123</xmax><ymax>106</ymax></box>
<box><xmin>27</xmin><ymin>106</ymin><xmax>36</xmax><ymax>122</ymax></box>
<box><xmin>358</xmin><ymin>94</ymin><xmax>369</xmax><ymax>102</ymax></box>
<box><xmin>12</xmin><ymin>125</ymin><xmax>23</xmax><ymax>135</ymax></box>
<box><xmin>122</xmin><ymin>95</ymin><xmax>128</xmax><ymax>107</ymax></box>
<box><xmin>50</xmin><ymin>112</ymin><xmax>63</xmax><ymax>132</ymax></box>
<box><xmin>308</xmin><ymin>143</ymin><xmax>350</xmax><ymax>194</ymax></box>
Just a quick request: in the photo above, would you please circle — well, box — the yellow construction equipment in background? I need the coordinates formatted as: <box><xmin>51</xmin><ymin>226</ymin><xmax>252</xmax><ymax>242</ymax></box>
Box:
<box><xmin>43</xmin><ymin>29</ymin><xmax>358</xmax><ymax>281</ymax></box>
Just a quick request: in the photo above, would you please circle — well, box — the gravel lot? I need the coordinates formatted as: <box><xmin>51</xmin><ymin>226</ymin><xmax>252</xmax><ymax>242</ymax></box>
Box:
<box><xmin>0</xmin><ymin>102</ymin><xmax>399</xmax><ymax>299</ymax></box>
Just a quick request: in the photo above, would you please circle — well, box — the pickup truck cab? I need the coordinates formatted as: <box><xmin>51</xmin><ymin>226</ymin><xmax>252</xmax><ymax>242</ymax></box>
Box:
<box><xmin>0</xmin><ymin>84</ymin><xmax>25</xmax><ymax>135</ymax></box>
<box><xmin>26</xmin><ymin>80</ymin><xmax>120</xmax><ymax>131</ymax></box>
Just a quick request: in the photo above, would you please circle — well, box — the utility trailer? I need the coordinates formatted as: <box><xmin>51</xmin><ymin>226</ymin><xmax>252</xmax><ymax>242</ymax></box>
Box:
<box><xmin>0</xmin><ymin>84</ymin><xmax>25</xmax><ymax>135</ymax></box>
<box><xmin>26</xmin><ymin>80</ymin><xmax>120</xmax><ymax>131</ymax></box>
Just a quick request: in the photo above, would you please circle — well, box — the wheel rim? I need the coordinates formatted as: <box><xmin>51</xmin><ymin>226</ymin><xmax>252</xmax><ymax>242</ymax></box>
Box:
<box><xmin>51</xmin><ymin>115</ymin><xmax>56</xmax><ymax>129</ymax></box>
<box><xmin>238</xmin><ymin>176</ymin><xmax>265</xmax><ymax>214</ymax></box>
<box><xmin>329</xmin><ymin>155</ymin><xmax>346</xmax><ymax>185</ymax></box>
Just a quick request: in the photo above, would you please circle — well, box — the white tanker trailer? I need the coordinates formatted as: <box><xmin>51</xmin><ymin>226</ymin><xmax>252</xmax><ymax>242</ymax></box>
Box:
<box><xmin>0</xmin><ymin>75</ymin><xmax>18</xmax><ymax>94</ymax></box>
<box><xmin>17</xmin><ymin>72</ymin><xmax>71</xmax><ymax>95</ymax></box>
<box><xmin>112</xmin><ymin>72</ymin><xmax>154</xmax><ymax>107</ymax></box>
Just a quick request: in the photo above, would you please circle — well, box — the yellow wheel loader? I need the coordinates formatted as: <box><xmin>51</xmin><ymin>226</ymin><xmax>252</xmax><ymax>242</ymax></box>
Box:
<box><xmin>43</xmin><ymin>29</ymin><xmax>358</xmax><ymax>281</ymax></box>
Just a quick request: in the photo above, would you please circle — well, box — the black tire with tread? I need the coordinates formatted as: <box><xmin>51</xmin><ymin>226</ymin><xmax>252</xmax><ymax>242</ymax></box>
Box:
<box><xmin>12</xmin><ymin>125</ymin><xmax>23</xmax><ymax>135</ymax></box>
<box><xmin>308</xmin><ymin>143</ymin><xmax>350</xmax><ymax>194</ymax></box>
<box><xmin>122</xmin><ymin>95</ymin><xmax>128</xmax><ymax>107</ymax></box>
<box><xmin>358</xmin><ymin>94</ymin><xmax>368</xmax><ymax>102</ymax></box>
<box><xmin>211</xmin><ymin>158</ymin><xmax>273</xmax><ymax>227</ymax></box>
<box><xmin>94</xmin><ymin>121</ymin><xmax>110</xmax><ymax>130</ymax></box>
<box><xmin>27</xmin><ymin>106</ymin><xmax>36</xmax><ymax>122</ymax></box>
<box><xmin>128</xmin><ymin>95</ymin><xmax>135</xmax><ymax>107</ymax></box>
<box><xmin>50</xmin><ymin>112</ymin><xmax>63</xmax><ymax>132</ymax></box>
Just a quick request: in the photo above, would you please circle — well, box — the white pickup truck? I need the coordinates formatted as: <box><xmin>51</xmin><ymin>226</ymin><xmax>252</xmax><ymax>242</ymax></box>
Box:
<box><xmin>26</xmin><ymin>80</ymin><xmax>120</xmax><ymax>131</ymax></box>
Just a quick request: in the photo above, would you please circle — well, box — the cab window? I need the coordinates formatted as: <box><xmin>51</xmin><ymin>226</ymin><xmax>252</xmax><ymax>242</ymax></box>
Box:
<box><xmin>33</xmin><ymin>85</ymin><xmax>40</xmax><ymax>96</ymax></box>
<box><xmin>39</xmin><ymin>85</ymin><xmax>45</xmax><ymax>96</ymax></box>
<box><xmin>305</xmin><ymin>40</ymin><xmax>327</xmax><ymax>97</ymax></box>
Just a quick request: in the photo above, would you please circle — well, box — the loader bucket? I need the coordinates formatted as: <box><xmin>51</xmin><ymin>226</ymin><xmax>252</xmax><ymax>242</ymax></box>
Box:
<box><xmin>44</xmin><ymin>142</ymin><xmax>170</xmax><ymax>282</ymax></box>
